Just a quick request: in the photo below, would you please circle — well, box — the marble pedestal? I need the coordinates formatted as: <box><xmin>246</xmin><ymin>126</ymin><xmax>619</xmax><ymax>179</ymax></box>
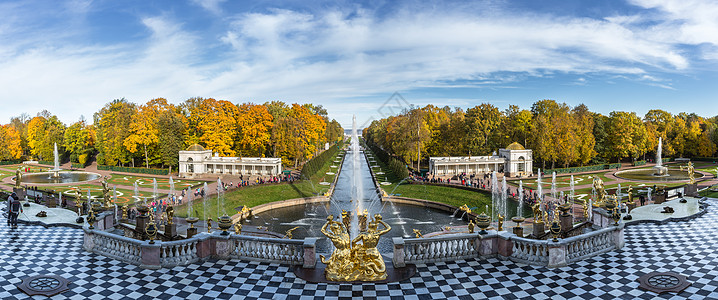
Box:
<box><xmin>684</xmin><ymin>184</ymin><xmax>698</xmax><ymax>197</ymax></box>
<box><xmin>532</xmin><ymin>222</ymin><xmax>545</xmax><ymax>237</ymax></box>
<box><xmin>164</xmin><ymin>223</ymin><xmax>177</xmax><ymax>238</ymax></box>
<box><xmin>186</xmin><ymin>227</ymin><xmax>197</xmax><ymax>238</ymax></box>
<box><xmin>560</xmin><ymin>214</ymin><xmax>573</xmax><ymax>234</ymax></box>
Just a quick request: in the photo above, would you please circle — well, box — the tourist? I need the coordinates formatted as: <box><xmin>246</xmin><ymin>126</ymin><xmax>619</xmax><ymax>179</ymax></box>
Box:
<box><xmin>7</xmin><ymin>192</ymin><xmax>22</xmax><ymax>229</ymax></box>
<box><xmin>639</xmin><ymin>195</ymin><xmax>645</xmax><ymax>206</ymax></box>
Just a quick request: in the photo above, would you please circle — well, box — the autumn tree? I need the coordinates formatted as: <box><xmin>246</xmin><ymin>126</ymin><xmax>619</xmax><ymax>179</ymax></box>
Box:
<box><xmin>63</xmin><ymin>117</ymin><xmax>95</xmax><ymax>164</ymax></box>
<box><xmin>95</xmin><ymin>99</ymin><xmax>135</xmax><ymax>166</ymax></box>
<box><xmin>0</xmin><ymin>125</ymin><xmax>22</xmax><ymax>160</ymax></box>
<box><xmin>157</xmin><ymin>107</ymin><xmax>186</xmax><ymax>170</ymax></box>
<box><xmin>235</xmin><ymin>103</ymin><xmax>273</xmax><ymax>157</ymax></box>
<box><xmin>182</xmin><ymin>97</ymin><xmax>240</xmax><ymax>157</ymax></box>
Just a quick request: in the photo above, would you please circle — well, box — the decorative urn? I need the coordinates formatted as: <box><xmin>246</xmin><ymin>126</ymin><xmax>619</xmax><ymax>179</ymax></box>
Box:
<box><xmin>145</xmin><ymin>220</ymin><xmax>158</xmax><ymax>244</ymax></box>
<box><xmin>549</xmin><ymin>219</ymin><xmax>561</xmax><ymax>242</ymax></box>
<box><xmin>476</xmin><ymin>213</ymin><xmax>490</xmax><ymax>235</ymax></box>
<box><xmin>218</xmin><ymin>214</ymin><xmax>232</xmax><ymax>235</ymax></box>
<box><xmin>186</xmin><ymin>217</ymin><xmax>199</xmax><ymax>228</ymax></box>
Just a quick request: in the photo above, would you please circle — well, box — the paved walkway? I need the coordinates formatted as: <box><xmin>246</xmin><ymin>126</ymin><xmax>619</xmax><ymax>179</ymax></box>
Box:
<box><xmin>1</xmin><ymin>199</ymin><xmax>717</xmax><ymax>299</ymax></box>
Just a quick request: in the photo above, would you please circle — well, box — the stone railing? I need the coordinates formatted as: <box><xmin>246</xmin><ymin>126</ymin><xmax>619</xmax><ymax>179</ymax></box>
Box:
<box><xmin>83</xmin><ymin>227</ymin><xmax>143</xmax><ymax>266</ymax></box>
<box><xmin>221</xmin><ymin>235</ymin><xmax>307</xmax><ymax>265</ymax></box>
<box><xmin>393</xmin><ymin>223</ymin><xmax>625</xmax><ymax>268</ymax></box>
<box><xmin>393</xmin><ymin>233</ymin><xmax>479</xmax><ymax>267</ymax></box>
<box><xmin>83</xmin><ymin>228</ymin><xmax>318</xmax><ymax>269</ymax></box>
<box><xmin>160</xmin><ymin>239</ymin><xmax>201</xmax><ymax>267</ymax></box>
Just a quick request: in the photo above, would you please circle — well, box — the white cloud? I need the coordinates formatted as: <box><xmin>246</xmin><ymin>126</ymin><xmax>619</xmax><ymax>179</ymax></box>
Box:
<box><xmin>190</xmin><ymin>0</ymin><xmax>226</xmax><ymax>15</ymax></box>
<box><xmin>0</xmin><ymin>1</ymin><xmax>716</xmax><ymax>125</ymax></box>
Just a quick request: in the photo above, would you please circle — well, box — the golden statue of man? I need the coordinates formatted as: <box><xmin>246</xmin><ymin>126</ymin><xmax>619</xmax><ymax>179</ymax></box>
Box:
<box><xmin>681</xmin><ymin>162</ymin><xmax>696</xmax><ymax>184</ymax></box>
<box><xmin>320</xmin><ymin>215</ymin><xmax>356</xmax><ymax>281</ymax></box>
<box><xmin>593</xmin><ymin>176</ymin><xmax>606</xmax><ymax>204</ymax></box>
<box><xmin>351</xmin><ymin>215</ymin><xmax>391</xmax><ymax>281</ymax></box>
<box><xmin>15</xmin><ymin>166</ymin><xmax>22</xmax><ymax>188</ymax></box>
<box><xmin>532</xmin><ymin>202</ymin><xmax>543</xmax><ymax>224</ymax></box>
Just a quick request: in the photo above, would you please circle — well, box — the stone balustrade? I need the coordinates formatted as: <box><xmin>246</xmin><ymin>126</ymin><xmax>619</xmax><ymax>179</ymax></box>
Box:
<box><xmin>393</xmin><ymin>223</ymin><xmax>625</xmax><ymax>268</ymax></box>
<box><xmin>83</xmin><ymin>228</ymin><xmax>317</xmax><ymax>269</ymax></box>
<box><xmin>393</xmin><ymin>233</ymin><xmax>479</xmax><ymax>267</ymax></box>
<box><xmin>83</xmin><ymin>227</ymin><xmax>143</xmax><ymax>266</ymax></box>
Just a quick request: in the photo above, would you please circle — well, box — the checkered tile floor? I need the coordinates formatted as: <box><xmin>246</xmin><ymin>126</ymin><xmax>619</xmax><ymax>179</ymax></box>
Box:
<box><xmin>2</xmin><ymin>200</ymin><xmax>718</xmax><ymax>299</ymax></box>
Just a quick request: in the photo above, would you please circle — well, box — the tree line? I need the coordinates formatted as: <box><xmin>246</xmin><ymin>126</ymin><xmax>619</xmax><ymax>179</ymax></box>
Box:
<box><xmin>0</xmin><ymin>98</ymin><xmax>344</xmax><ymax>170</ymax></box>
<box><xmin>362</xmin><ymin>100</ymin><xmax>718</xmax><ymax>170</ymax></box>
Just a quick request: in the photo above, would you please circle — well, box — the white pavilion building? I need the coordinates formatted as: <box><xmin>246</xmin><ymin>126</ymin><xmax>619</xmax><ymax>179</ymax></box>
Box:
<box><xmin>428</xmin><ymin>142</ymin><xmax>533</xmax><ymax>177</ymax></box>
<box><xmin>178</xmin><ymin>144</ymin><xmax>283</xmax><ymax>178</ymax></box>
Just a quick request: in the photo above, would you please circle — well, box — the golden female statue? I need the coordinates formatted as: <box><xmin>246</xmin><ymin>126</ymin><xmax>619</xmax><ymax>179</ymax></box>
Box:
<box><xmin>320</xmin><ymin>215</ymin><xmax>357</xmax><ymax>281</ymax></box>
<box><xmin>351</xmin><ymin>215</ymin><xmax>391</xmax><ymax>281</ymax></box>
<box><xmin>532</xmin><ymin>202</ymin><xmax>542</xmax><ymax>224</ymax></box>
<box><xmin>593</xmin><ymin>176</ymin><xmax>606</xmax><ymax>204</ymax></box>
<box><xmin>15</xmin><ymin>166</ymin><xmax>22</xmax><ymax>188</ymax></box>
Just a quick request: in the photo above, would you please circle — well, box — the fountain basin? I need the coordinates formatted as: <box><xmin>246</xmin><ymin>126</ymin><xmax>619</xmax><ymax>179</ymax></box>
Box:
<box><xmin>615</xmin><ymin>168</ymin><xmax>701</xmax><ymax>182</ymax></box>
<box><xmin>19</xmin><ymin>171</ymin><xmax>101</xmax><ymax>184</ymax></box>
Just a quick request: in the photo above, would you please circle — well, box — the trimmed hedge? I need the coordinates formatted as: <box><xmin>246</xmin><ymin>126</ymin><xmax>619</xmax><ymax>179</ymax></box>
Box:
<box><xmin>692</xmin><ymin>157</ymin><xmax>718</xmax><ymax>162</ymax></box>
<box><xmin>632</xmin><ymin>160</ymin><xmax>647</xmax><ymax>166</ymax></box>
<box><xmin>365</xmin><ymin>140</ymin><xmax>409</xmax><ymax>179</ymax></box>
<box><xmin>301</xmin><ymin>142</ymin><xmax>342</xmax><ymax>178</ymax></box>
<box><xmin>97</xmin><ymin>165</ymin><xmax>169</xmax><ymax>175</ymax></box>
<box><xmin>71</xmin><ymin>163</ymin><xmax>84</xmax><ymax>168</ymax></box>
<box><xmin>0</xmin><ymin>160</ymin><xmax>21</xmax><ymax>165</ymax></box>
<box><xmin>544</xmin><ymin>163</ymin><xmax>622</xmax><ymax>174</ymax></box>
<box><xmin>662</xmin><ymin>158</ymin><xmax>671</xmax><ymax>163</ymax></box>
<box><xmin>38</xmin><ymin>160</ymin><xmax>53</xmax><ymax>165</ymax></box>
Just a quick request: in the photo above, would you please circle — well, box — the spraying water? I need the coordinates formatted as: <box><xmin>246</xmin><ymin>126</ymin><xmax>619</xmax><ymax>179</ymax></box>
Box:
<box><xmin>202</xmin><ymin>182</ymin><xmax>208</xmax><ymax>221</ymax></box>
<box><xmin>133</xmin><ymin>182</ymin><xmax>140</xmax><ymax>203</ymax></box>
<box><xmin>656</xmin><ymin>137</ymin><xmax>663</xmax><ymax>167</ymax></box>
<box><xmin>551</xmin><ymin>171</ymin><xmax>556</xmax><ymax>199</ymax></box>
<box><xmin>501</xmin><ymin>176</ymin><xmax>508</xmax><ymax>218</ymax></box>
<box><xmin>570</xmin><ymin>175</ymin><xmax>575</xmax><ymax>217</ymax></box>
<box><xmin>217</xmin><ymin>178</ymin><xmax>224</xmax><ymax>218</ymax></box>
<box><xmin>490</xmin><ymin>171</ymin><xmax>498</xmax><ymax>222</ymax></box>
<box><xmin>536</xmin><ymin>169</ymin><xmax>543</xmax><ymax>204</ymax></box>
<box><xmin>152</xmin><ymin>179</ymin><xmax>158</xmax><ymax>203</ymax></box>
<box><xmin>53</xmin><ymin>143</ymin><xmax>60</xmax><ymax>172</ymax></box>
<box><xmin>517</xmin><ymin>180</ymin><xmax>524</xmax><ymax>217</ymax></box>
<box><xmin>169</xmin><ymin>176</ymin><xmax>175</xmax><ymax>203</ymax></box>
<box><xmin>350</xmin><ymin>115</ymin><xmax>365</xmax><ymax>239</ymax></box>
<box><xmin>617</xmin><ymin>184</ymin><xmax>622</xmax><ymax>197</ymax></box>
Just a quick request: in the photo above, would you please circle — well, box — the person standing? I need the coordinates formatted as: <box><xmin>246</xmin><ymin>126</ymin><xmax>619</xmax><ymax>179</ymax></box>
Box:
<box><xmin>7</xmin><ymin>192</ymin><xmax>23</xmax><ymax>229</ymax></box>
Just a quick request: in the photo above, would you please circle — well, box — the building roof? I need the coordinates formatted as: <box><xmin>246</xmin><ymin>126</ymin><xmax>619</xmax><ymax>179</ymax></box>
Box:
<box><xmin>186</xmin><ymin>144</ymin><xmax>206</xmax><ymax>151</ymax></box>
<box><xmin>505</xmin><ymin>142</ymin><xmax>525</xmax><ymax>151</ymax></box>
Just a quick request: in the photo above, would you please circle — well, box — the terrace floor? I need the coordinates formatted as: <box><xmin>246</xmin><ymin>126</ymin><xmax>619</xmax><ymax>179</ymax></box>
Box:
<box><xmin>1</xmin><ymin>199</ymin><xmax>717</xmax><ymax>299</ymax></box>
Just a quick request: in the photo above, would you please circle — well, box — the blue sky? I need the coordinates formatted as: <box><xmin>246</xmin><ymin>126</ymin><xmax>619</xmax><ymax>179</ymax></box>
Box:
<box><xmin>1</xmin><ymin>0</ymin><xmax>717</xmax><ymax>128</ymax></box>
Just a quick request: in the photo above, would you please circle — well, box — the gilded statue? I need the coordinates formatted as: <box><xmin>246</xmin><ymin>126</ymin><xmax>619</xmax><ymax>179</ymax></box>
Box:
<box><xmin>593</xmin><ymin>176</ymin><xmax>606</xmax><ymax>205</ymax></box>
<box><xmin>497</xmin><ymin>214</ymin><xmax>504</xmax><ymax>231</ymax></box>
<box><xmin>207</xmin><ymin>218</ymin><xmax>212</xmax><ymax>233</ymax></box>
<box><xmin>341</xmin><ymin>210</ymin><xmax>351</xmax><ymax>233</ymax></box>
<box><xmin>467</xmin><ymin>220</ymin><xmax>475</xmax><ymax>233</ymax></box>
<box><xmin>681</xmin><ymin>162</ymin><xmax>696</xmax><ymax>184</ymax></box>
<box><xmin>165</xmin><ymin>206</ymin><xmax>174</xmax><ymax>225</ymax></box>
<box><xmin>350</xmin><ymin>215</ymin><xmax>391</xmax><ymax>281</ymax></box>
<box><xmin>627</xmin><ymin>186</ymin><xmax>633</xmax><ymax>203</ymax></box>
<box><xmin>532</xmin><ymin>202</ymin><xmax>543</xmax><ymax>224</ymax></box>
<box><xmin>101</xmin><ymin>176</ymin><xmax>112</xmax><ymax>207</ymax></box>
<box><xmin>15</xmin><ymin>166</ymin><xmax>22</xmax><ymax>188</ymax></box>
<box><xmin>284</xmin><ymin>226</ymin><xmax>299</xmax><ymax>239</ymax></box>
<box><xmin>234</xmin><ymin>222</ymin><xmax>242</xmax><ymax>234</ymax></box>
<box><xmin>358</xmin><ymin>209</ymin><xmax>368</xmax><ymax>232</ymax></box>
<box><xmin>413</xmin><ymin>229</ymin><xmax>423</xmax><ymax>238</ymax></box>
<box><xmin>320</xmin><ymin>215</ymin><xmax>355</xmax><ymax>281</ymax></box>
<box><xmin>320</xmin><ymin>213</ymin><xmax>391</xmax><ymax>282</ymax></box>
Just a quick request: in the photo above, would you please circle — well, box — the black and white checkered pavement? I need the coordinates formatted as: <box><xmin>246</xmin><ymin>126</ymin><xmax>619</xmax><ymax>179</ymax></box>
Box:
<box><xmin>2</xmin><ymin>199</ymin><xmax>718</xmax><ymax>299</ymax></box>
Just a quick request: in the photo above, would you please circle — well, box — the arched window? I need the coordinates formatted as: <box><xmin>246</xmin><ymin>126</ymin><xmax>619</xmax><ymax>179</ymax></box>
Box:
<box><xmin>188</xmin><ymin>157</ymin><xmax>194</xmax><ymax>173</ymax></box>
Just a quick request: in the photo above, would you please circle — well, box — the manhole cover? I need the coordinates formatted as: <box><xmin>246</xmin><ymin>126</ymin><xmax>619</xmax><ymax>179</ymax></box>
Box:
<box><xmin>638</xmin><ymin>272</ymin><xmax>690</xmax><ymax>294</ymax></box>
<box><xmin>18</xmin><ymin>275</ymin><xmax>70</xmax><ymax>297</ymax></box>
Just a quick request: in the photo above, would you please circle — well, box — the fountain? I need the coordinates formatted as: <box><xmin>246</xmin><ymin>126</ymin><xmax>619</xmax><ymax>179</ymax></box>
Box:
<box><xmin>490</xmin><ymin>171</ymin><xmax>499</xmax><ymax>224</ymax></box>
<box><xmin>551</xmin><ymin>171</ymin><xmax>557</xmax><ymax>200</ymax></box>
<box><xmin>653</xmin><ymin>137</ymin><xmax>667</xmax><ymax>175</ymax></box>
<box><xmin>168</xmin><ymin>176</ymin><xmax>175</xmax><ymax>203</ymax></box>
<box><xmin>19</xmin><ymin>142</ymin><xmax>101</xmax><ymax>184</ymax></box>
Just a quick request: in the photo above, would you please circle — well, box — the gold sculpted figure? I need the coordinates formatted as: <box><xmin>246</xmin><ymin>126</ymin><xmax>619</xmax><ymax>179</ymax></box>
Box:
<box><xmin>320</xmin><ymin>213</ymin><xmax>391</xmax><ymax>282</ymax></box>
<box><xmin>681</xmin><ymin>162</ymin><xmax>696</xmax><ymax>184</ymax></box>
<box><xmin>468</xmin><ymin>220</ymin><xmax>475</xmax><ymax>233</ymax></box>
<box><xmin>497</xmin><ymin>214</ymin><xmax>504</xmax><ymax>231</ymax></box>
<box><xmin>627</xmin><ymin>186</ymin><xmax>633</xmax><ymax>203</ymax></box>
<box><xmin>15</xmin><ymin>166</ymin><xmax>22</xmax><ymax>188</ymax></box>
<box><xmin>593</xmin><ymin>176</ymin><xmax>606</xmax><ymax>205</ymax></box>
<box><xmin>341</xmin><ymin>210</ymin><xmax>351</xmax><ymax>233</ymax></box>
<box><xmin>101</xmin><ymin>176</ymin><xmax>112</xmax><ymax>207</ymax></box>
<box><xmin>165</xmin><ymin>206</ymin><xmax>174</xmax><ymax>225</ymax></box>
<box><xmin>234</xmin><ymin>222</ymin><xmax>242</xmax><ymax>234</ymax></box>
<box><xmin>532</xmin><ymin>202</ymin><xmax>543</xmax><ymax>224</ymax></box>
<box><xmin>284</xmin><ymin>226</ymin><xmax>299</xmax><ymax>239</ymax></box>
<box><xmin>358</xmin><ymin>209</ymin><xmax>368</xmax><ymax>232</ymax></box>
<box><xmin>413</xmin><ymin>229</ymin><xmax>423</xmax><ymax>238</ymax></box>
<box><xmin>351</xmin><ymin>215</ymin><xmax>391</xmax><ymax>281</ymax></box>
<box><xmin>207</xmin><ymin>218</ymin><xmax>212</xmax><ymax>233</ymax></box>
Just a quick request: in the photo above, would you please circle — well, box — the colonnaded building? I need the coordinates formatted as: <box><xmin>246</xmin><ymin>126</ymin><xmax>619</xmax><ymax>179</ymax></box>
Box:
<box><xmin>428</xmin><ymin>142</ymin><xmax>533</xmax><ymax>177</ymax></box>
<box><xmin>178</xmin><ymin>144</ymin><xmax>283</xmax><ymax>178</ymax></box>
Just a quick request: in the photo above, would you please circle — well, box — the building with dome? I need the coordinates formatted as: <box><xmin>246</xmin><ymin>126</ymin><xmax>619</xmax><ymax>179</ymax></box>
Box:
<box><xmin>428</xmin><ymin>142</ymin><xmax>533</xmax><ymax>177</ymax></box>
<box><xmin>178</xmin><ymin>144</ymin><xmax>283</xmax><ymax>178</ymax></box>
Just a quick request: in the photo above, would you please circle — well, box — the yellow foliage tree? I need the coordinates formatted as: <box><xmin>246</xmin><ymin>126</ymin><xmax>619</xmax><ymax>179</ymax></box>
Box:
<box><xmin>0</xmin><ymin>125</ymin><xmax>22</xmax><ymax>160</ymax></box>
<box><xmin>235</xmin><ymin>103</ymin><xmax>273</xmax><ymax>157</ymax></box>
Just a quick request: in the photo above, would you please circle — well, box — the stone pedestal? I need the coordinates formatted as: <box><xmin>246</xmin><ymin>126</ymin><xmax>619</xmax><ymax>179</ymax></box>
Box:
<box><xmin>303</xmin><ymin>238</ymin><xmax>318</xmax><ymax>268</ymax></box>
<box><xmin>560</xmin><ymin>214</ymin><xmax>573</xmax><ymax>234</ymax></box>
<box><xmin>684</xmin><ymin>184</ymin><xmax>698</xmax><ymax>197</ymax></box>
<box><xmin>140</xmin><ymin>242</ymin><xmax>161</xmax><ymax>269</ymax></box>
<box><xmin>13</xmin><ymin>187</ymin><xmax>25</xmax><ymax>200</ymax></box>
<box><xmin>653</xmin><ymin>193</ymin><xmax>666</xmax><ymax>204</ymax></box>
<box><xmin>186</xmin><ymin>227</ymin><xmax>197</xmax><ymax>239</ymax></box>
<box><xmin>512</xmin><ymin>226</ymin><xmax>523</xmax><ymax>237</ymax></box>
<box><xmin>46</xmin><ymin>196</ymin><xmax>56</xmax><ymax>208</ymax></box>
<box><xmin>135</xmin><ymin>215</ymin><xmax>149</xmax><ymax>240</ymax></box>
<box><xmin>164</xmin><ymin>223</ymin><xmax>177</xmax><ymax>238</ymax></box>
<box><xmin>548</xmin><ymin>242</ymin><xmax>567</xmax><ymax>268</ymax></box>
<box><xmin>532</xmin><ymin>222</ymin><xmax>545</xmax><ymax>237</ymax></box>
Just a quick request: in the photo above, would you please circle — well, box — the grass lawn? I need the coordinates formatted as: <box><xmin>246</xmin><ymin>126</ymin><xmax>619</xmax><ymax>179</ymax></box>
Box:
<box><xmin>699</xmin><ymin>185</ymin><xmax>718</xmax><ymax>198</ymax></box>
<box><xmin>365</xmin><ymin>146</ymin><xmax>493</xmax><ymax>214</ymax></box>
<box><xmin>106</xmin><ymin>173</ymin><xmax>204</xmax><ymax>190</ymax></box>
<box><xmin>175</xmin><ymin>149</ymin><xmax>344</xmax><ymax>219</ymax></box>
<box><xmin>572</xmin><ymin>181</ymin><xmax>685</xmax><ymax>196</ymax></box>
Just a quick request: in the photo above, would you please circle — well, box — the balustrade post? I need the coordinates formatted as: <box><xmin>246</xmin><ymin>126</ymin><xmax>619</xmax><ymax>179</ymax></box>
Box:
<box><xmin>211</xmin><ymin>232</ymin><xmax>232</xmax><ymax>259</ymax></box>
<box><xmin>497</xmin><ymin>231</ymin><xmax>513</xmax><ymax>257</ymax></box>
<box><xmin>83</xmin><ymin>227</ymin><xmax>95</xmax><ymax>251</ymax></box>
<box><xmin>612</xmin><ymin>224</ymin><xmax>625</xmax><ymax>249</ymax></box>
<box><xmin>140</xmin><ymin>241</ymin><xmax>161</xmax><ymax>269</ymax></box>
<box><xmin>547</xmin><ymin>240</ymin><xmax>567</xmax><ymax>268</ymax></box>
<box><xmin>303</xmin><ymin>238</ymin><xmax>317</xmax><ymax>268</ymax></box>
<box><xmin>392</xmin><ymin>237</ymin><xmax>406</xmax><ymax>268</ymax></box>
<box><xmin>478</xmin><ymin>231</ymin><xmax>498</xmax><ymax>257</ymax></box>
<box><xmin>195</xmin><ymin>233</ymin><xmax>212</xmax><ymax>259</ymax></box>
